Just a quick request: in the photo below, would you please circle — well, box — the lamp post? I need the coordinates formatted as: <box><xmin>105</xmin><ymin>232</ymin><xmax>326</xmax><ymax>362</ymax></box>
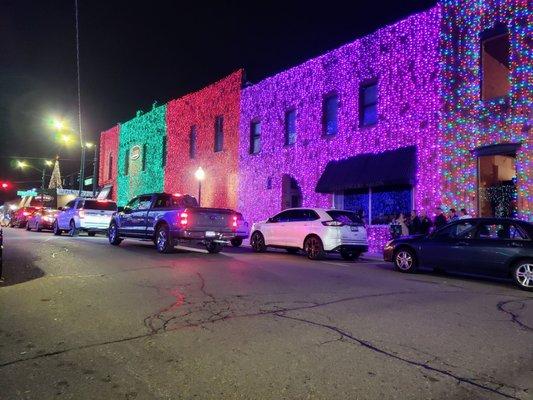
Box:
<box><xmin>194</xmin><ymin>167</ymin><xmax>205</xmax><ymax>206</ymax></box>
<box><xmin>85</xmin><ymin>142</ymin><xmax>98</xmax><ymax>196</ymax></box>
<box><xmin>16</xmin><ymin>160</ymin><xmax>53</xmax><ymax>201</ymax></box>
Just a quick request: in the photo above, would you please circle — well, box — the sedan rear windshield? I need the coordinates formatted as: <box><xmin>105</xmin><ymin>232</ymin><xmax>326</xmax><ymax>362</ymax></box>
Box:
<box><xmin>326</xmin><ymin>210</ymin><xmax>364</xmax><ymax>225</ymax></box>
<box><xmin>83</xmin><ymin>200</ymin><xmax>117</xmax><ymax>211</ymax></box>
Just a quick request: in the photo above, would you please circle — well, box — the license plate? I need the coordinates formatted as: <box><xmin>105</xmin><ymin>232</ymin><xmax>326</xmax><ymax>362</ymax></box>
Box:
<box><xmin>350</xmin><ymin>226</ymin><xmax>359</xmax><ymax>232</ymax></box>
<box><xmin>205</xmin><ymin>231</ymin><xmax>216</xmax><ymax>237</ymax></box>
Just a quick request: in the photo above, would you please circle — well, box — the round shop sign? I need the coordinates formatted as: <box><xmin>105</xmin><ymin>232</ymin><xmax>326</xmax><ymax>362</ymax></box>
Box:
<box><xmin>130</xmin><ymin>145</ymin><xmax>141</xmax><ymax>160</ymax></box>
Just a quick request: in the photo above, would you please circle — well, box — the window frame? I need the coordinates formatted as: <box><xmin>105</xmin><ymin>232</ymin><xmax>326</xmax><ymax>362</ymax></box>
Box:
<box><xmin>480</xmin><ymin>24</ymin><xmax>510</xmax><ymax>102</ymax></box>
<box><xmin>107</xmin><ymin>153</ymin><xmax>113</xmax><ymax>180</ymax></box>
<box><xmin>250</xmin><ymin>120</ymin><xmax>261</xmax><ymax>154</ymax></box>
<box><xmin>322</xmin><ymin>93</ymin><xmax>339</xmax><ymax>136</ymax></box>
<box><xmin>214</xmin><ymin>116</ymin><xmax>224</xmax><ymax>153</ymax></box>
<box><xmin>284</xmin><ymin>108</ymin><xmax>297</xmax><ymax>145</ymax></box>
<box><xmin>161</xmin><ymin>136</ymin><xmax>167</xmax><ymax>167</ymax></box>
<box><xmin>359</xmin><ymin>79</ymin><xmax>378</xmax><ymax>127</ymax></box>
<box><xmin>189</xmin><ymin>125</ymin><xmax>197</xmax><ymax>159</ymax></box>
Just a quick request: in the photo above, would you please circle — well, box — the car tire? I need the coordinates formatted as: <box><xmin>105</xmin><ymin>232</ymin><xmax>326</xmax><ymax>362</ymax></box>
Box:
<box><xmin>206</xmin><ymin>241</ymin><xmax>223</xmax><ymax>254</ymax></box>
<box><xmin>25</xmin><ymin>222</ymin><xmax>31</xmax><ymax>231</ymax></box>
<box><xmin>512</xmin><ymin>260</ymin><xmax>533</xmax><ymax>291</ymax></box>
<box><xmin>108</xmin><ymin>223</ymin><xmax>122</xmax><ymax>246</ymax></box>
<box><xmin>36</xmin><ymin>223</ymin><xmax>42</xmax><ymax>232</ymax></box>
<box><xmin>88</xmin><ymin>232</ymin><xmax>96</xmax><ymax>237</ymax></box>
<box><xmin>53</xmin><ymin>220</ymin><xmax>62</xmax><ymax>236</ymax></box>
<box><xmin>304</xmin><ymin>235</ymin><xmax>325</xmax><ymax>260</ymax></box>
<box><xmin>393</xmin><ymin>248</ymin><xmax>418</xmax><ymax>273</ymax></box>
<box><xmin>340</xmin><ymin>249</ymin><xmax>361</xmax><ymax>261</ymax></box>
<box><xmin>251</xmin><ymin>231</ymin><xmax>267</xmax><ymax>253</ymax></box>
<box><xmin>68</xmin><ymin>220</ymin><xmax>78</xmax><ymax>237</ymax></box>
<box><xmin>286</xmin><ymin>248</ymin><xmax>299</xmax><ymax>254</ymax></box>
<box><xmin>155</xmin><ymin>224</ymin><xmax>173</xmax><ymax>254</ymax></box>
<box><xmin>230</xmin><ymin>238</ymin><xmax>243</xmax><ymax>247</ymax></box>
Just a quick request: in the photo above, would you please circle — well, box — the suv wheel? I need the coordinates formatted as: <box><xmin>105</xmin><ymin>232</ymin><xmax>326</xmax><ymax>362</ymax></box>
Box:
<box><xmin>25</xmin><ymin>222</ymin><xmax>31</xmax><ymax>231</ymax></box>
<box><xmin>304</xmin><ymin>235</ymin><xmax>325</xmax><ymax>260</ymax></box>
<box><xmin>251</xmin><ymin>231</ymin><xmax>266</xmax><ymax>253</ymax></box>
<box><xmin>206</xmin><ymin>241</ymin><xmax>223</xmax><ymax>254</ymax></box>
<box><xmin>36</xmin><ymin>223</ymin><xmax>42</xmax><ymax>232</ymax></box>
<box><xmin>230</xmin><ymin>238</ymin><xmax>243</xmax><ymax>247</ymax></box>
<box><xmin>394</xmin><ymin>248</ymin><xmax>418</xmax><ymax>273</ymax></box>
<box><xmin>512</xmin><ymin>260</ymin><xmax>533</xmax><ymax>291</ymax></box>
<box><xmin>108</xmin><ymin>223</ymin><xmax>122</xmax><ymax>246</ymax></box>
<box><xmin>155</xmin><ymin>224</ymin><xmax>173</xmax><ymax>253</ymax></box>
<box><xmin>53</xmin><ymin>220</ymin><xmax>62</xmax><ymax>236</ymax></box>
<box><xmin>68</xmin><ymin>220</ymin><xmax>78</xmax><ymax>237</ymax></box>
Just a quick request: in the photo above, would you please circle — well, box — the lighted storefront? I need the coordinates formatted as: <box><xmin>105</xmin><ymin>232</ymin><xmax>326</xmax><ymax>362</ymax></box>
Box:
<box><xmin>98</xmin><ymin>125</ymin><xmax>119</xmax><ymax>201</ymax></box>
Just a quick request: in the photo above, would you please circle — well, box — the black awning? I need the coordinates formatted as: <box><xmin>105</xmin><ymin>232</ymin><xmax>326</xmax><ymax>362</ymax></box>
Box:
<box><xmin>315</xmin><ymin>146</ymin><xmax>417</xmax><ymax>193</ymax></box>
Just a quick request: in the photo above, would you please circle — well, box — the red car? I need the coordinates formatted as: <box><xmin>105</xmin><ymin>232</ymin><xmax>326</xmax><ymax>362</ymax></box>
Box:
<box><xmin>26</xmin><ymin>208</ymin><xmax>58</xmax><ymax>232</ymax></box>
<box><xmin>10</xmin><ymin>207</ymin><xmax>38</xmax><ymax>228</ymax></box>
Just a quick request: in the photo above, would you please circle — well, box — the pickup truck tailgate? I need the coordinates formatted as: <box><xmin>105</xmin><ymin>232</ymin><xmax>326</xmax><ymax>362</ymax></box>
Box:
<box><xmin>188</xmin><ymin>208</ymin><xmax>234</xmax><ymax>230</ymax></box>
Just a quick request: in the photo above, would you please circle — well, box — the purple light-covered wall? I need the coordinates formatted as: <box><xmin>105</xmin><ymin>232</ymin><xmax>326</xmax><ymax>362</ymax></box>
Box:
<box><xmin>238</xmin><ymin>7</ymin><xmax>442</xmax><ymax>252</ymax></box>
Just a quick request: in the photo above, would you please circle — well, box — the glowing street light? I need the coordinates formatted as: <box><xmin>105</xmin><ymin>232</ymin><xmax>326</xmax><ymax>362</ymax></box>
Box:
<box><xmin>16</xmin><ymin>160</ymin><xmax>28</xmax><ymax>169</ymax></box>
<box><xmin>44</xmin><ymin>160</ymin><xmax>53</xmax><ymax>167</ymax></box>
<box><xmin>194</xmin><ymin>167</ymin><xmax>205</xmax><ymax>206</ymax></box>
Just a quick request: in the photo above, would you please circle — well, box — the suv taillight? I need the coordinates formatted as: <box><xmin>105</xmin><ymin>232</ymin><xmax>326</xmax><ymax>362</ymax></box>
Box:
<box><xmin>79</xmin><ymin>209</ymin><xmax>85</xmax><ymax>219</ymax></box>
<box><xmin>232</xmin><ymin>215</ymin><xmax>238</xmax><ymax>228</ymax></box>
<box><xmin>322</xmin><ymin>220</ymin><xmax>344</xmax><ymax>227</ymax></box>
<box><xmin>180</xmin><ymin>212</ymin><xmax>188</xmax><ymax>226</ymax></box>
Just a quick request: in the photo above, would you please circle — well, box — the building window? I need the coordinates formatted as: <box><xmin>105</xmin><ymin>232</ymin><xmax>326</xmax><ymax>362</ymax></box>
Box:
<box><xmin>189</xmin><ymin>126</ymin><xmax>197</xmax><ymax>159</ymax></box>
<box><xmin>360</xmin><ymin>80</ymin><xmax>378</xmax><ymax>126</ymax></box>
<box><xmin>141</xmin><ymin>144</ymin><xmax>147</xmax><ymax>171</ymax></box>
<box><xmin>266</xmin><ymin>177</ymin><xmax>272</xmax><ymax>189</ymax></box>
<box><xmin>250</xmin><ymin>121</ymin><xmax>261</xmax><ymax>154</ymax></box>
<box><xmin>108</xmin><ymin>153</ymin><xmax>113</xmax><ymax>180</ymax></box>
<box><xmin>481</xmin><ymin>25</ymin><xmax>510</xmax><ymax>101</ymax></box>
<box><xmin>124</xmin><ymin>149</ymin><xmax>129</xmax><ymax>176</ymax></box>
<box><xmin>323</xmin><ymin>94</ymin><xmax>339</xmax><ymax>135</ymax></box>
<box><xmin>161</xmin><ymin>136</ymin><xmax>167</xmax><ymax>167</ymax></box>
<box><xmin>214</xmin><ymin>116</ymin><xmax>223</xmax><ymax>152</ymax></box>
<box><xmin>284</xmin><ymin>109</ymin><xmax>296</xmax><ymax>145</ymax></box>
<box><xmin>343</xmin><ymin>185</ymin><xmax>412</xmax><ymax>225</ymax></box>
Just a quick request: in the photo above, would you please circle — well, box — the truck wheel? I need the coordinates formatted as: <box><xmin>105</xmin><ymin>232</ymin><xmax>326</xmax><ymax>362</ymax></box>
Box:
<box><xmin>68</xmin><ymin>220</ymin><xmax>78</xmax><ymax>237</ymax></box>
<box><xmin>36</xmin><ymin>223</ymin><xmax>42</xmax><ymax>232</ymax></box>
<box><xmin>108</xmin><ymin>223</ymin><xmax>122</xmax><ymax>246</ymax></box>
<box><xmin>206</xmin><ymin>241</ymin><xmax>223</xmax><ymax>254</ymax></box>
<box><xmin>230</xmin><ymin>238</ymin><xmax>243</xmax><ymax>247</ymax></box>
<box><xmin>25</xmin><ymin>222</ymin><xmax>31</xmax><ymax>231</ymax></box>
<box><xmin>155</xmin><ymin>224</ymin><xmax>173</xmax><ymax>253</ymax></box>
<box><xmin>53</xmin><ymin>220</ymin><xmax>62</xmax><ymax>236</ymax></box>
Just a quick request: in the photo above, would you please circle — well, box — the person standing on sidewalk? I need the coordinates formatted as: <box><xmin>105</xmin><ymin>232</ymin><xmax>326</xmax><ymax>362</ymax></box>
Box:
<box><xmin>419</xmin><ymin>210</ymin><xmax>433</xmax><ymax>235</ymax></box>
<box><xmin>408</xmin><ymin>210</ymin><xmax>421</xmax><ymax>235</ymax></box>
<box><xmin>434</xmin><ymin>207</ymin><xmax>447</xmax><ymax>230</ymax></box>
<box><xmin>460</xmin><ymin>208</ymin><xmax>471</xmax><ymax>219</ymax></box>
<box><xmin>449</xmin><ymin>208</ymin><xmax>460</xmax><ymax>221</ymax></box>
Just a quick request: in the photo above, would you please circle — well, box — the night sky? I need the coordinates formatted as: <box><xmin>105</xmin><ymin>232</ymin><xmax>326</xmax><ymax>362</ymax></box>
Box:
<box><xmin>0</xmin><ymin>0</ymin><xmax>435</xmax><ymax>203</ymax></box>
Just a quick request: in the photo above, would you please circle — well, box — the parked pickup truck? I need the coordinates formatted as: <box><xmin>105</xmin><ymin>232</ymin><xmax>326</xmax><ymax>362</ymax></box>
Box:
<box><xmin>108</xmin><ymin>192</ymin><xmax>242</xmax><ymax>254</ymax></box>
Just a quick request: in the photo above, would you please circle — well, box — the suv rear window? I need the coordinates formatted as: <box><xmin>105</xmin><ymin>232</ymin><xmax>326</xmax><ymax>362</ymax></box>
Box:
<box><xmin>326</xmin><ymin>210</ymin><xmax>364</xmax><ymax>226</ymax></box>
<box><xmin>83</xmin><ymin>200</ymin><xmax>117</xmax><ymax>211</ymax></box>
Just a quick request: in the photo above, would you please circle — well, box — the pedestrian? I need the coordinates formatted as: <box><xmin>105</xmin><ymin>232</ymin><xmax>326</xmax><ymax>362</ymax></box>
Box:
<box><xmin>408</xmin><ymin>210</ymin><xmax>421</xmax><ymax>235</ymax></box>
<box><xmin>389</xmin><ymin>215</ymin><xmax>402</xmax><ymax>239</ymax></box>
<box><xmin>449</xmin><ymin>208</ymin><xmax>460</xmax><ymax>221</ymax></box>
<box><xmin>397</xmin><ymin>213</ymin><xmax>409</xmax><ymax>237</ymax></box>
<box><xmin>434</xmin><ymin>207</ymin><xmax>447</xmax><ymax>229</ymax></box>
<box><xmin>419</xmin><ymin>210</ymin><xmax>433</xmax><ymax>235</ymax></box>
<box><xmin>460</xmin><ymin>208</ymin><xmax>471</xmax><ymax>219</ymax></box>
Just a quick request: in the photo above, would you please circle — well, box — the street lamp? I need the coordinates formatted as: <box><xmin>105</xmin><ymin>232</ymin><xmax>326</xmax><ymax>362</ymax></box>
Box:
<box><xmin>84</xmin><ymin>142</ymin><xmax>98</xmax><ymax>196</ymax></box>
<box><xmin>194</xmin><ymin>167</ymin><xmax>205</xmax><ymax>206</ymax></box>
<box><xmin>16</xmin><ymin>159</ymin><xmax>54</xmax><ymax>190</ymax></box>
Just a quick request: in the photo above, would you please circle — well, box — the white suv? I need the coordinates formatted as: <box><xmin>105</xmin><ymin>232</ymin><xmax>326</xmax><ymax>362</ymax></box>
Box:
<box><xmin>53</xmin><ymin>198</ymin><xmax>117</xmax><ymax>237</ymax></box>
<box><xmin>250</xmin><ymin>208</ymin><xmax>368</xmax><ymax>260</ymax></box>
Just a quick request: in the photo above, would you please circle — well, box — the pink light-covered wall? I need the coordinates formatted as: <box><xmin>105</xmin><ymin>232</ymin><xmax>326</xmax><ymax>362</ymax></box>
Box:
<box><xmin>98</xmin><ymin>125</ymin><xmax>119</xmax><ymax>201</ymax></box>
<box><xmin>165</xmin><ymin>70</ymin><xmax>243</xmax><ymax>209</ymax></box>
<box><xmin>238</xmin><ymin>7</ymin><xmax>442</xmax><ymax>251</ymax></box>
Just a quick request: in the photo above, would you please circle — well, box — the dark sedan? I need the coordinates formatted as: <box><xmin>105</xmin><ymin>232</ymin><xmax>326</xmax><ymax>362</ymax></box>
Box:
<box><xmin>383</xmin><ymin>218</ymin><xmax>533</xmax><ymax>291</ymax></box>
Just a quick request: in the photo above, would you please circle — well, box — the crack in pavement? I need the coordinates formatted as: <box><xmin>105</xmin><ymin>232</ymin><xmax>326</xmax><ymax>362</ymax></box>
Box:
<box><xmin>272</xmin><ymin>312</ymin><xmax>525</xmax><ymax>400</ymax></box>
<box><xmin>497</xmin><ymin>299</ymin><xmax>533</xmax><ymax>332</ymax></box>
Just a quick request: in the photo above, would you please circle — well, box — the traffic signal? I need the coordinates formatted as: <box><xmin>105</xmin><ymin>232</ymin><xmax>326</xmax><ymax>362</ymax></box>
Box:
<box><xmin>0</xmin><ymin>181</ymin><xmax>12</xmax><ymax>190</ymax></box>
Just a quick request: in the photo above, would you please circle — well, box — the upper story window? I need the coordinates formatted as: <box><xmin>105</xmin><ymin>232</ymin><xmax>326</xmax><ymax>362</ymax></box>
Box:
<box><xmin>107</xmin><ymin>153</ymin><xmax>113</xmax><ymax>180</ymax></box>
<box><xmin>189</xmin><ymin>125</ymin><xmax>197</xmax><ymax>159</ymax></box>
<box><xmin>124</xmin><ymin>149</ymin><xmax>130</xmax><ymax>176</ymax></box>
<box><xmin>250</xmin><ymin>121</ymin><xmax>261</xmax><ymax>154</ymax></box>
<box><xmin>360</xmin><ymin>80</ymin><xmax>378</xmax><ymax>126</ymax></box>
<box><xmin>141</xmin><ymin>144</ymin><xmax>147</xmax><ymax>171</ymax></box>
<box><xmin>323</xmin><ymin>94</ymin><xmax>339</xmax><ymax>135</ymax></box>
<box><xmin>214</xmin><ymin>116</ymin><xmax>223</xmax><ymax>152</ymax></box>
<box><xmin>284</xmin><ymin>109</ymin><xmax>297</xmax><ymax>145</ymax></box>
<box><xmin>161</xmin><ymin>136</ymin><xmax>167</xmax><ymax>167</ymax></box>
<box><xmin>481</xmin><ymin>24</ymin><xmax>510</xmax><ymax>101</ymax></box>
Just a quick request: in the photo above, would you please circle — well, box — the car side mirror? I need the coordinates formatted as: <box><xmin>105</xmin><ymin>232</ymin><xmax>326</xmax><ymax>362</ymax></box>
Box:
<box><xmin>58</xmin><ymin>207</ymin><xmax>64</xmax><ymax>211</ymax></box>
<box><xmin>123</xmin><ymin>207</ymin><xmax>132</xmax><ymax>214</ymax></box>
<box><xmin>117</xmin><ymin>206</ymin><xmax>124</xmax><ymax>213</ymax></box>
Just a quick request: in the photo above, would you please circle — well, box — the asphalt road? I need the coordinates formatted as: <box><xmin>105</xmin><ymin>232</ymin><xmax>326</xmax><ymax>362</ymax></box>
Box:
<box><xmin>0</xmin><ymin>228</ymin><xmax>532</xmax><ymax>400</ymax></box>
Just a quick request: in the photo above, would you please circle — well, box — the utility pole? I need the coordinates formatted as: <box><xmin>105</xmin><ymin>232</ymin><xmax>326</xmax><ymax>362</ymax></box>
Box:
<box><xmin>92</xmin><ymin>144</ymin><xmax>98</xmax><ymax>196</ymax></box>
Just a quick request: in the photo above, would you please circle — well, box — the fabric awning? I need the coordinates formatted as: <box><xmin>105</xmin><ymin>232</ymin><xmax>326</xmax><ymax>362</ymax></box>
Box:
<box><xmin>315</xmin><ymin>146</ymin><xmax>417</xmax><ymax>193</ymax></box>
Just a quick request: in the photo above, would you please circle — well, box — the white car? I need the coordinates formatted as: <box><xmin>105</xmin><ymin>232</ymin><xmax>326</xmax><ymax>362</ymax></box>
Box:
<box><xmin>250</xmin><ymin>208</ymin><xmax>368</xmax><ymax>260</ymax></box>
<box><xmin>53</xmin><ymin>198</ymin><xmax>117</xmax><ymax>237</ymax></box>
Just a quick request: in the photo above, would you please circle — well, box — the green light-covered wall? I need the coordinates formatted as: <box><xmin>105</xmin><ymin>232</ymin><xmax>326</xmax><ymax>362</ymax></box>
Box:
<box><xmin>117</xmin><ymin>105</ymin><xmax>167</xmax><ymax>205</ymax></box>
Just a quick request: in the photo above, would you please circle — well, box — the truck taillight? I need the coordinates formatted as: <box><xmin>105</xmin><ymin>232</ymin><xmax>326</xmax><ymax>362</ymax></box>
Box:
<box><xmin>232</xmin><ymin>215</ymin><xmax>238</xmax><ymax>228</ymax></box>
<box><xmin>180</xmin><ymin>212</ymin><xmax>188</xmax><ymax>226</ymax></box>
<box><xmin>23</xmin><ymin>211</ymin><xmax>31</xmax><ymax>216</ymax></box>
<box><xmin>79</xmin><ymin>209</ymin><xmax>85</xmax><ymax>219</ymax></box>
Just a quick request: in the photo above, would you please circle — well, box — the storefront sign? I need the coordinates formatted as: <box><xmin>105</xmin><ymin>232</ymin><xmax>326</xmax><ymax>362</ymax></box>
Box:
<box><xmin>17</xmin><ymin>190</ymin><xmax>38</xmax><ymax>197</ymax></box>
